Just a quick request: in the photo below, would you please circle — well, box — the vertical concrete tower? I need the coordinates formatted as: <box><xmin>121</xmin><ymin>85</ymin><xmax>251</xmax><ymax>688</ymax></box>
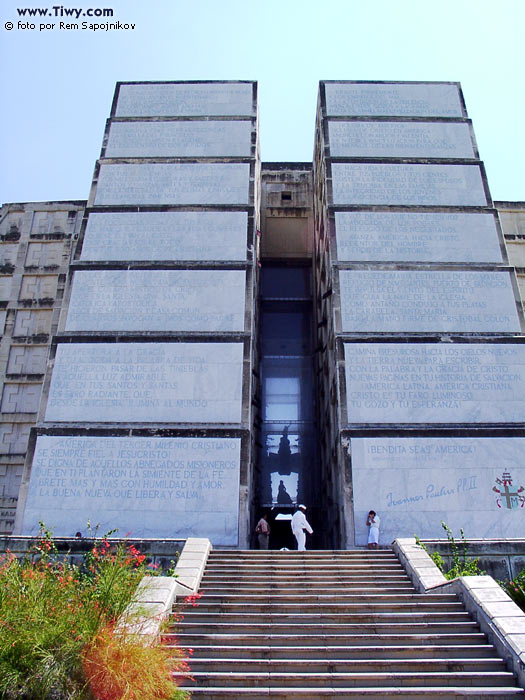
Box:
<box><xmin>16</xmin><ymin>82</ymin><xmax>259</xmax><ymax>547</ymax></box>
<box><xmin>314</xmin><ymin>81</ymin><xmax>525</xmax><ymax>547</ymax></box>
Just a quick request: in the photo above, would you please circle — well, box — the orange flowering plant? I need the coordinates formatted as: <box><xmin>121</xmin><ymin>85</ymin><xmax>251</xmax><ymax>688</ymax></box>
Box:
<box><xmin>0</xmin><ymin>523</ymin><xmax>189</xmax><ymax>700</ymax></box>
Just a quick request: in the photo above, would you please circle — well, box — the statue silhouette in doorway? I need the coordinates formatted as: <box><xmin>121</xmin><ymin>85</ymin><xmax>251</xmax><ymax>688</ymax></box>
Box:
<box><xmin>277</xmin><ymin>479</ymin><xmax>293</xmax><ymax>505</ymax></box>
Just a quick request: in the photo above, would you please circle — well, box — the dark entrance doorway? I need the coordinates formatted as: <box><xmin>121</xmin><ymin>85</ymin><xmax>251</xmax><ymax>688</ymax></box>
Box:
<box><xmin>255</xmin><ymin>265</ymin><xmax>321</xmax><ymax>549</ymax></box>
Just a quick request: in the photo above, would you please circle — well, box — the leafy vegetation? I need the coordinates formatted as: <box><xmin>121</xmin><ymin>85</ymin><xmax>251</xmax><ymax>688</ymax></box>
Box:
<box><xmin>0</xmin><ymin>523</ymin><xmax>190</xmax><ymax>700</ymax></box>
<box><xmin>500</xmin><ymin>567</ymin><xmax>525</xmax><ymax>613</ymax></box>
<box><xmin>416</xmin><ymin>521</ymin><xmax>485</xmax><ymax>579</ymax></box>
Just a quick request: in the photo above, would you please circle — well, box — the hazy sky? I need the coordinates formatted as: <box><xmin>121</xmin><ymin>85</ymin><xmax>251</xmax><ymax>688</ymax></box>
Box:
<box><xmin>1</xmin><ymin>0</ymin><xmax>523</xmax><ymax>204</ymax></box>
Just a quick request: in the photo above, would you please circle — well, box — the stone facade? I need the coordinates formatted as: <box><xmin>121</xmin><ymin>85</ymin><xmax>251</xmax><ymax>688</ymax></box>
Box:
<box><xmin>497</xmin><ymin>201</ymin><xmax>525</xmax><ymax>309</ymax></box>
<box><xmin>313</xmin><ymin>81</ymin><xmax>525</xmax><ymax>547</ymax></box>
<box><xmin>0</xmin><ymin>201</ymin><xmax>84</xmax><ymax>534</ymax></box>
<box><xmin>14</xmin><ymin>82</ymin><xmax>260</xmax><ymax>546</ymax></box>
<box><xmin>3</xmin><ymin>81</ymin><xmax>524</xmax><ymax>548</ymax></box>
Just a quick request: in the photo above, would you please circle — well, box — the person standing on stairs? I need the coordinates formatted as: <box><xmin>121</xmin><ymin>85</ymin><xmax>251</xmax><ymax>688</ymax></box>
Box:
<box><xmin>255</xmin><ymin>512</ymin><xmax>271</xmax><ymax>549</ymax></box>
<box><xmin>366</xmin><ymin>510</ymin><xmax>380</xmax><ymax>549</ymax></box>
<box><xmin>291</xmin><ymin>504</ymin><xmax>313</xmax><ymax>551</ymax></box>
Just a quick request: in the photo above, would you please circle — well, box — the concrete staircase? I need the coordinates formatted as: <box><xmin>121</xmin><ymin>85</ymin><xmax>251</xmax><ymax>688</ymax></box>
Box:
<box><xmin>165</xmin><ymin>549</ymin><xmax>525</xmax><ymax>698</ymax></box>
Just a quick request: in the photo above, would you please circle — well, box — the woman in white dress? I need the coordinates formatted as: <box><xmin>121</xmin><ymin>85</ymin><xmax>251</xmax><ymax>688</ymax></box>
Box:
<box><xmin>366</xmin><ymin>510</ymin><xmax>380</xmax><ymax>550</ymax></box>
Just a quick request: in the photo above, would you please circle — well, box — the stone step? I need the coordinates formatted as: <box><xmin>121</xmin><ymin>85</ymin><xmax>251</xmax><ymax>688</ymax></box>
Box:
<box><xmin>202</xmin><ymin>570</ymin><xmax>409</xmax><ymax>576</ymax></box>
<box><xmin>171</xmin><ymin>643</ymin><xmax>498</xmax><ymax>660</ymax></box>
<box><xmin>170</xmin><ymin>621</ymin><xmax>480</xmax><ymax>635</ymax></box>
<box><xmin>184</xmin><ymin>688</ymin><xmax>525</xmax><ymax>698</ymax></box>
<box><xmin>191</xmin><ymin>594</ymin><xmax>460</xmax><ymax>606</ymax></box>
<box><xmin>177</xmin><ymin>611</ymin><xmax>471</xmax><ymax>625</ymax></box>
<box><xmin>201</xmin><ymin>577</ymin><xmax>413</xmax><ymax>585</ymax></box>
<box><xmin>209</xmin><ymin>550</ymin><xmax>397</xmax><ymax>556</ymax></box>
<box><xmin>186</xmin><ymin>657</ymin><xmax>507</xmax><ymax>673</ymax></box>
<box><xmin>208</xmin><ymin>555</ymin><xmax>399</xmax><ymax>568</ymax></box>
<box><xmin>204</xmin><ymin>563</ymin><xmax>405</xmax><ymax>570</ymax></box>
<box><xmin>183</xmin><ymin>605</ymin><xmax>465</xmax><ymax>618</ymax></box>
<box><xmin>199</xmin><ymin>584</ymin><xmax>416</xmax><ymax>594</ymax></box>
<box><xmin>180</xmin><ymin>670</ymin><xmax>518</xmax><ymax>689</ymax></box>
<box><xmin>168</xmin><ymin>631</ymin><xmax>490</xmax><ymax>647</ymax></box>
<box><xmin>200</xmin><ymin>573</ymin><xmax>410</xmax><ymax>582</ymax></box>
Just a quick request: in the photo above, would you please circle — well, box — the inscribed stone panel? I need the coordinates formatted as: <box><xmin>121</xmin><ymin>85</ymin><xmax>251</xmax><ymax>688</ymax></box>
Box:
<box><xmin>328</xmin><ymin>121</ymin><xmax>475</xmax><ymax>158</ymax></box>
<box><xmin>351</xmin><ymin>437</ymin><xmax>525</xmax><ymax>545</ymax></box>
<box><xmin>81</xmin><ymin>211</ymin><xmax>248</xmax><ymax>262</ymax></box>
<box><xmin>334</xmin><ymin>212</ymin><xmax>503</xmax><ymax>263</ymax></box>
<box><xmin>65</xmin><ymin>270</ymin><xmax>246</xmax><ymax>332</ymax></box>
<box><xmin>25</xmin><ymin>242</ymin><xmax>63</xmax><ymax>268</ymax></box>
<box><xmin>0</xmin><ymin>424</ymin><xmax>31</xmax><ymax>454</ymax></box>
<box><xmin>344</xmin><ymin>343</ymin><xmax>525</xmax><ymax>424</ymax></box>
<box><xmin>324</xmin><ymin>83</ymin><xmax>463</xmax><ymax>117</ymax></box>
<box><xmin>7</xmin><ymin>346</ymin><xmax>48</xmax><ymax>375</ymax></box>
<box><xmin>105</xmin><ymin>121</ymin><xmax>252</xmax><ymax>158</ymax></box>
<box><xmin>13</xmin><ymin>310</ymin><xmax>53</xmax><ymax>337</ymax></box>
<box><xmin>45</xmin><ymin>342</ymin><xmax>243</xmax><ymax>423</ymax></box>
<box><xmin>21</xmin><ymin>435</ymin><xmax>241</xmax><ymax>544</ymax></box>
<box><xmin>19</xmin><ymin>276</ymin><xmax>58</xmax><ymax>301</ymax></box>
<box><xmin>331</xmin><ymin>163</ymin><xmax>487</xmax><ymax>206</ymax></box>
<box><xmin>1</xmin><ymin>383</ymin><xmax>42</xmax><ymax>413</ymax></box>
<box><xmin>94</xmin><ymin>163</ymin><xmax>250</xmax><ymax>206</ymax></box>
<box><xmin>339</xmin><ymin>270</ymin><xmax>520</xmax><ymax>333</ymax></box>
<box><xmin>115</xmin><ymin>82</ymin><xmax>253</xmax><ymax>117</ymax></box>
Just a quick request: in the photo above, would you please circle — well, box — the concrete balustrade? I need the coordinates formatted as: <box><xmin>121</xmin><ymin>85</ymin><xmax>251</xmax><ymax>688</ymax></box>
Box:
<box><xmin>393</xmin><ymin>536</ymin><xmax>525</xmax><ymax>689</ymax></box>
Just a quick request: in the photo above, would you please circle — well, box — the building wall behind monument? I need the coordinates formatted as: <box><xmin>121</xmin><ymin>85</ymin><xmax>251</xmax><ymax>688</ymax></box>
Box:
<box><xmin>0</xmin><ymin>201</ymin><xmax>84</xmax><ymax>534</ymax></box>
<box><xmin>313</xmin><ymin>81</ymin><xmax>525</xmax><ymax>547</ymax></box>
<box><xmin>497</xmin><ymin>201</ymin><xmax>525</xmax><ymax>310</ymax></box>
<box><xmin>14</xmin><ymin>82</ymin><xmax>260</xmax><ymax>547</ymax></box>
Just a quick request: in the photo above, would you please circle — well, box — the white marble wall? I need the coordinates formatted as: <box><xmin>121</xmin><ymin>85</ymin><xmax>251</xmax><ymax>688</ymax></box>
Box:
<box><xmin>45</xmin><ymin>343</ymin><xmax>244</xmax><ymax>423</ymax></box>
<box><xmin>331</xmin><ymin>163</ymin><xmax>487</xmax><ymax>206</ymax></box>
<box><xmin>339</xmin><ymin>270</ymin><xmax>520</xmax><ymax>333</ymax></box>
<box><xmin>105</xmin><ymin>120</ymin><xmax>253</xmax><ymax>158</ymax></box>
<box><xmin>328</xmin><ymin>121</ymin><xmax>475</xmax><ymax>159</ymax></box>
<box><xmin>351</xmin><ymin>437</ymin><xmax>525</xmax><ymax>545</ymax></box>
<box><xmin>81</xmin><ymin>211</ymin><xmax>248</xmax><ymax>262</ymax></box>
<box><xmin>94</xmin><ymin>163</ymin><xmax>251</xmax><ymax>206</ymax></box>
<box><xmin>324</xmin><ymin>82</ymin><xmax>463</xmax><ymax>117</ymax></box>
<box><xmin>21</xmin><ymin>435</ymin><xmax>241</xmax><ymax>544</ymax></box>
<box><xmin>115</xmin><ymin>82</ymin><xmax>253</xmax><ymax>117</ymax></box>
<box><xmin>344</xmin><ymin>342</ymin><xmax>525</xmax><ymax>424</ymax></box>
<box><xmin>334</xmin><ymin>212</ymin><xmax>503</xmax><ymax>263</ymax></box>
<box><xmin>65</xmin><ymin>270</ymin><xmax>246</xmax><ymax>332</ymax></box>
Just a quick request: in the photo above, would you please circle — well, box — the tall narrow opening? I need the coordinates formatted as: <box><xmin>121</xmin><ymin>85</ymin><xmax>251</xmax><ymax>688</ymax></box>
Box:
<box><xmin>255</xmin><ymin>264</ymin><xmax>321</xmax><ymax>549</ymax></box>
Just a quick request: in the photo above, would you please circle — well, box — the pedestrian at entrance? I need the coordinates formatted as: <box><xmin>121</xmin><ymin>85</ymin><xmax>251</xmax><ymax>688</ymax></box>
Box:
<box><xmin>366</xmin><ymin>510</ymin><xmax>380</xmax><ymax>549</ymax></box>
<box><xmin>255</xmin><ymin>513</ymin><xmax>270</xmax><ymax>550</ymax></box>
<box><xmin>291</xmin><ymin>505</ymin><xmax>313</xmax><ymax>551</ymax></box>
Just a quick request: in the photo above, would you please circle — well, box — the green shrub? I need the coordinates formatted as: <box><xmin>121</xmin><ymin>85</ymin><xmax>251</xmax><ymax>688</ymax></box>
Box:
<box><xmin>416</xmin><ymin>521</ymin><xmax>485</xmax><ymax>580</ymax></box>
<box><xmin>0</xmin><ymin>523</ymin><xmax>189</xmax><ymax>700</ymax></box>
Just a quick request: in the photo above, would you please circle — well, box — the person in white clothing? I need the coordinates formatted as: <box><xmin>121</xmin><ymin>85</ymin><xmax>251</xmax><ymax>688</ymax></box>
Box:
<box><xmin>366</xmin><ymin>510</ymin><xmax>380</xmax><ymax>549</ymax></box>
<box><xmin>291</xmin><ymin>504</ymin><xmax>313</xmax><ymax>551</ymax></box>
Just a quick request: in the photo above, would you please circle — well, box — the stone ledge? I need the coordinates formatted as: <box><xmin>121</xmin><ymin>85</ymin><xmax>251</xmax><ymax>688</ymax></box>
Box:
<box><xmin>173</xmin><ymin>537</ymin><xmax>212</xmax><ymax>598</ymax></box>
<box><xmin>115</xmin><ymin>537</ymin><xmax>211</xmax><ymax>640</ymax></box>
<box><xmin>117</xmin><ymin>575</ymin><xmax>178</xmax><ymax>639</ymax></box>
<box><xmin>392</xmin><ymin>537</ymin><xmax>525</xmax><ymax>689</ymax></box>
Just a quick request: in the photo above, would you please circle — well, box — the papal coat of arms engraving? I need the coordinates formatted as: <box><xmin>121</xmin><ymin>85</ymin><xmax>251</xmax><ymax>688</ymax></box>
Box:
<box><xmin>493</xmin><ymin>472</ymin><xmax>525</xmax><ymax>509</ymax></box>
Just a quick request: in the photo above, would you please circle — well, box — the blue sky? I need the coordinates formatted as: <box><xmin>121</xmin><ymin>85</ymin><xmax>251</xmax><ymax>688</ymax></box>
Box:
<box><xmin>1</xmin><ymin>0</ymin><xmax>523</xmax><ymax>204</ymax></box>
